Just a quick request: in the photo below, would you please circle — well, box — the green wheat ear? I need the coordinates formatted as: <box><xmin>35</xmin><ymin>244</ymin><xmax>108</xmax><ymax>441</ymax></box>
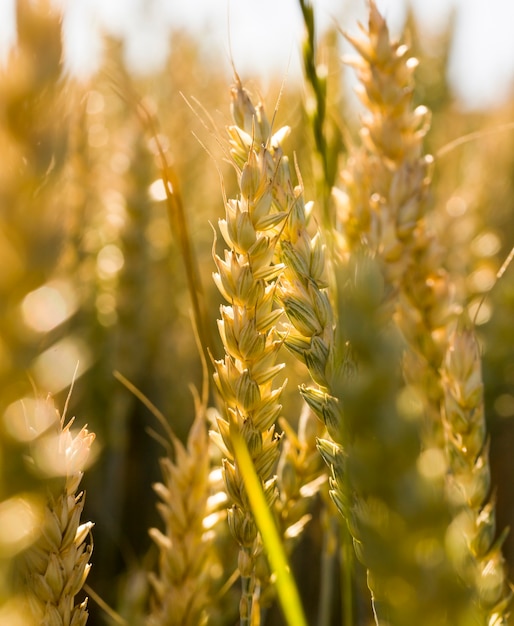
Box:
<box><xmin>299</xmin><ymin>0</ymin><xmax>343</xmax><ymax>231</ymax></box>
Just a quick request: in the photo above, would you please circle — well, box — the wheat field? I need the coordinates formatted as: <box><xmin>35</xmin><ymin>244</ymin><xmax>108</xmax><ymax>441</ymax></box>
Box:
<box><xmin>2</xmin><ymin>1</ymin><xmax>514</xmax><ymax>625</ymax></box>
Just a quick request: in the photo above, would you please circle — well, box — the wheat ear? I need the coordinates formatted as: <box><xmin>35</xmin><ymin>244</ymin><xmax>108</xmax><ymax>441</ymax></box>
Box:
<box><xmin>147</xmin><ymin>393</ymin><xmax>218</xmax><ymax>626</ymax></box>
<box><xmin>256</xmin><ymin>404</ymin><xmax>326</xmax><ymax>610</ymax></box>
<box><xmin>271</xmin><ymin>145</ymin><xmax>359</xmax><ymax>625</ymax></box>
<box><xmin>339</xmin><ymin>0</ymin><xmax>452</xmax><ymax>449</ymax></box>
<box><xmin>287</xmin><ymin>2</ymin><xmax>479</xmax><ymax>621</ymax></box>
<box><xmin>17</xmin><ymin>395</ymin><xmax>95</xmax><ymax>626</ymax></box>
<box><xmin>323</xmin><ymin>251</ymin><xmax>481</xmax><ymax>625</ymax></box>
<box><xmin>342</xmin><ymin>0</ymin><xmax>433</xmax><ymax>276</ymax></box>
<box><xmin>210</xmin><ymin>79</ymin><xmax>289</xmax><ymax>626</ymax></box>
<box><xmin>274</xmin><ymin>187</ymin><xmax>467</xmax><ymax>623</ymax></box>
<box><xmin>442</xmin><ymin>324</ymin><xmax>513</xmax><ymax>624</ymax></box>
<box><xmin>342</xmin><ymin>5</ymin><xmax>513</xmax><ymax>621</ymax></box>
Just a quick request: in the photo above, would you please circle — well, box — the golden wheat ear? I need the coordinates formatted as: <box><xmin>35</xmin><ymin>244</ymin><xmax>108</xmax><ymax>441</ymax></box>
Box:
<box><xmin>111</xmin><ymin>369</ymin><xmax>224</xmax><ymax>626</ymax></box>
<box><xmin>14</xmin><ymin>393</ymin><xmax>95</xmax><ymax>626</ymax></box>
<box><xmin>442</xmin><ymin>323</ymin><xmax>513</xmax><ymax>622</ymax></box>
<box><xmin>210</xmin><ymin>80</ymin><xmax>295</xmax><ymax>626</ymax></box>
<box><xmin>146</xmin><ymin>397</ymin><xmax>219</xmax><ymax>626</ymax></box>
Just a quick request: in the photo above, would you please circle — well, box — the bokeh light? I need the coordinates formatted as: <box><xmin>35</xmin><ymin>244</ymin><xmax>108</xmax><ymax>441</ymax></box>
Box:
<box><xmin>0</xmin><ymin>494</ymin><xmax>43</xmax><ymax>558</ymax></box>
<box><xmin>22</xmin><ymin>280</ymin><xmax>78</xmax><ymax>333</ymax></box>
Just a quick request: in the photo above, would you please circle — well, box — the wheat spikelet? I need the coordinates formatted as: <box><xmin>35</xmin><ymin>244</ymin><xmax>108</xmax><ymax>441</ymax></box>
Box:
<box><xmin>16</xmin><ymin>395</ymin><xmax>95</xmax><ymax>626</ymax></box>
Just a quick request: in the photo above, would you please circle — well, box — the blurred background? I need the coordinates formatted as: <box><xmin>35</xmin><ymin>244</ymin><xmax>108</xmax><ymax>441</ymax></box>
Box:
<box><xmin>1</xmin><ymin>0</ymin><xmax>514</xmax><ymax>624</ymax></box>
<box><xmin>3</xmin><ymin>0</ymin><xmax>514</xmax><ymax>108</ymax></box>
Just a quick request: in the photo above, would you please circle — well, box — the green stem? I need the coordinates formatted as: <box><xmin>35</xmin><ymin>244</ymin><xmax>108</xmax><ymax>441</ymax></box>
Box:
<box><xmin>230</xmin><ymin>426</ymin><xmax>308</xmax><ymax>626</ymax></box>
<box><xmin>298</xmin><ymin>0</ymin><xmax>333</xmax><ymax>232</ymax></box>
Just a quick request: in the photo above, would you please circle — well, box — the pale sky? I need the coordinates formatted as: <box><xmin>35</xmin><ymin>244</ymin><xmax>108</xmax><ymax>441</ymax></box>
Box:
<box><xmin>1</xmin><ymin>0</ymin><xmax>514</xmax><ymax>110</ymax></box>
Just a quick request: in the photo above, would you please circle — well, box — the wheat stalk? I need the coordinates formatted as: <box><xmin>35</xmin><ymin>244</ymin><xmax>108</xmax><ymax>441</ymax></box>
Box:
<box><xmin>298</xmin><ymin>0</ymin><xmax>338</xmax><ymax>230</ymax></box>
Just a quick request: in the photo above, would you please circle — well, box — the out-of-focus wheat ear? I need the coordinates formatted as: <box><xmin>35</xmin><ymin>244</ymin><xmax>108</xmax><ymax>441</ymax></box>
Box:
<box><xmin>323</xmin><ymin>251</ymin><xmax>478</xmax><ymax>626</ymax></box>
<box><xmin>338</xmin><ymin>0</ymin><xmax>453</xmax><ymax>451</ymax></box>
<box><xmin>341</xmin><ymin>0</ymin><xmax>433</xmax><ymax>270</ymax></box>
<box><xmin>257</xmin><ymin>404</ymin><xmax>327</xmax><ymax>609</ymax></box>
<box><xmin>16</xmin><ymin>395</ymin><xmax>95</xmax><ymax>626</ymax></box>
<box><xmin>442</xmin><ymin>324</ymin><xmax>513</xmax><ymax>623</ymax></box>
<box><xmin>211</xmin><ymin>81</ymin><xmax>290</xmax><ymax>626</ymax></box>
<box><xmin>147</xmin><ymin>393</ymin><xmax>220</xmax><ymax>626</ymax></box>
